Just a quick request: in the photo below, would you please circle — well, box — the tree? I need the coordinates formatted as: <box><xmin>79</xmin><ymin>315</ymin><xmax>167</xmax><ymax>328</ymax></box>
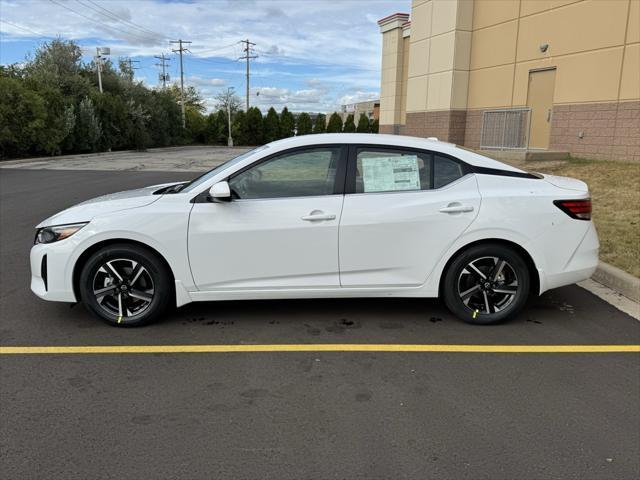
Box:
<box><xmin>313</xmin><ymin>113</ymin><xmax>326</xmax><ymax>134</ymax></box>
<box><xmin>279</xmin><ymin>106</ymin><xmax>295</xmax><ymax>138</ymax></box>
<box><xmin>146</xmin><ymin>90</ymin><xmax>182</xmax><ymax>147</ymax></box>
<box><xmin>167</xmin><ymin>84</ymin><xmax>205</xmax><ymax>113</ymax></box>
<box><xmin>214</xmin><ymin>89</ymin><xmax>241</xmax><ymax>117</ymax></box>
<box><xmin>185</xmin><ymin>108</ymin><xmax>206</xmax><ymax>144</ymax></box>
<box><xmin>26</xmin><ymin>39</ymin><xmax>83</xmax><ymax>86</ymax></box>
<box><xmin>245</xmin><ymin>107</ymin><xmax>264</xmax><ymax>145</ymax></box>
<box><xmin>232</xmin><ymin>110</ymin><xmax>247</xmax><ymax>145</ymax></box>
<box><xmin>215</xmin><ymin>109</ymin><xmax>229</xmax><ymax>144</ymax></box>
<box><xmin>370</xmin><ymin>119</ymin><xmax>379</xmax><ymax>134</ymax></box>
<box><xmin>74</xmin><ymin>96</ymin><xmax>102</xmax><ymax>152</ymax></box>
<box><xmin>118</xmin><ymin>58</ymin><xmax>135</xmax><ymax>82</ymax></box>
<box><xmin>92</xmin><ymin>91</ymin><xmax>129</xmax><ymax>151</ymax></box>
<box><xmin>263</xmin><ymin>107</ymin><xmax>280</xmax><ymax>143</ymax></box>
<box><xmin>0</xmin><ymin>77</ymin><xmax>47</xmax><ymax>158</ymax></box>
<box><xmin>1</xmin><ymin>38</ymin><xmax>233</xmax><ymax>158</ymax></box>
<box><xmin>356</xmin><ymin>113</ymin><xmax>370</xmax><ymax>133</ymax></box>
<box><xmin>326</xmin><ymin>112</ymin><xmax>343</xmax><ymax>133</ymax></box>
<box><xmin>296</xmin><ymin>112</ymin><xmax>312</xmax><ymax>136</ymax></box>
<box><xmin>343</xmin><ymin>114</ymin><xmax>356</xmax><ymax>133</ymax></box>
<box><xmin>204</xmin><ymin>112</ymin><xmax>221</xmax><ymax>145</ymax></box>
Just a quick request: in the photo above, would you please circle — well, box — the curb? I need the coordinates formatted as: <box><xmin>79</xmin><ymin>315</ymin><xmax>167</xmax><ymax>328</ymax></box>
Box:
<box><xmin>592</xmin><ymin>261</ymin><xmax>640</xmax><ymax>303</ymax></box>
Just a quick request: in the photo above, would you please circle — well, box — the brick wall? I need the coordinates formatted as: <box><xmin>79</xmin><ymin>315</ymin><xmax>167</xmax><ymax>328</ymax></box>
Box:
<box><xmin>398</xmin><ymin>110</ymin><xmax>467</xmax><ymax>144</ymax></box>
<box><xmin>463</xmin><ymin>110</ymin><xmax>483</xmax><ymax>149</ymax></box>
<box><xmin>550</xmin><ymin>101</ymin><xmax>639</xmax><ymax>162</ymax></box>
<box><xmin>380</xmin><ymin>101</ymin><xmax>638</xmax><ymax>161</ymax></box>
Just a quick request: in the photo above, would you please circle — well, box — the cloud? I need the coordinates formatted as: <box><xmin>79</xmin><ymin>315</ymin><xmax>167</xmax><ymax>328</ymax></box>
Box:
<box><xmin>188</xmin><ymin>75</ymin><xmax>226</xmax><ymax>87</ymax></box>
<box><xmin>0</xmin><ymin>0</ymin><xmax>407</xmax><ymax>112</ymax></box>
<box><xmin>338</xmin><ymin>91</ymin><xmax>379</xmax><ymax>106</ymax></box>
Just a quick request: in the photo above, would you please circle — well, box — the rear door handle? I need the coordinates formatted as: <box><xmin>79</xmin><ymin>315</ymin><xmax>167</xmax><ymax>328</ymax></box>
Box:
<box><xmin>439</xmin><ymin>204</ymin><xmax>474</xmax><ymax>214</ymax></box>
<box><xmin>301</xmin><ymin>210</ymin><xmax>336</xmax><ymax>222</ymax></box>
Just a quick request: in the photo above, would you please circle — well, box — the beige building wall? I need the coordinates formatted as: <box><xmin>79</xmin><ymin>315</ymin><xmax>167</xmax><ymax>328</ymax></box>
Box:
<box><xmin>467</xmin><ymin>0</ymin><xmax>636</xmax><ymax>109</ymax></box>
<box><xmin>396</xmin><ymin>0</ymin><xmax>474</xmax><ymax>143</ymax></box>
<box><xmin>379</xmin><ymin>0</ymin><xmax>639</xmax><ymax>161</ymax></box>
<box><xmin>465</xmin><ymin>0</ymin><xmax>639</xmax><ymax>160</ymax></box>
<box><xmin>378</xmin><ymin>13</ymin><xmax>410</xmax><ymax>133</ymax></box>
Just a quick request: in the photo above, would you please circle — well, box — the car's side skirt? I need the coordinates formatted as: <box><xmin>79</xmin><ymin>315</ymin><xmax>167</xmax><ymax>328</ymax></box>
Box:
<box><xmin>188</xmin><ymin>285</ymin><xmax>437</xmax><ymax>303</ymax></box>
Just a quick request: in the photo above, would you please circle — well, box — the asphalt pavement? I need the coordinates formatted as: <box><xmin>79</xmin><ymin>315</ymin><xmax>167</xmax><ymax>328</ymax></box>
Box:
<box><xmin>1</xmin><ymin>168</ymin><xmax>639</xmax><ymax>480</ymax></box>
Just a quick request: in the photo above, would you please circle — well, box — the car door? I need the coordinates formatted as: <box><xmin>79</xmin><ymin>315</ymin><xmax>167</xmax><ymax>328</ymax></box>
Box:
<box><xmin>339</xmin><ymin>146</ymin><xmax>481</xmax><ymax>287</ymax></box>
<box><xmin>188</xmin><ymin>145</ymin><xmax>347</xmax><ymax>291</ymax></box>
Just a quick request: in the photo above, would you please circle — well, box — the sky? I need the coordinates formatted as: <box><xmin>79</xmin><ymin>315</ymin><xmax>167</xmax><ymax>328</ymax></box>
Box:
<box><xmin>0</xmin><ymin>0</ymin><xmax>409</xmax><ymax>113</ymax></box>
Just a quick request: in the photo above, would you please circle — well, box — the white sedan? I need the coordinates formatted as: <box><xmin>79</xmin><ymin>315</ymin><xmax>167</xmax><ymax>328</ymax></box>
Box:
<box><xmin>30</xmin><ymin>134</ymin><xmax>598</xmax><ymax>326</ymax></box>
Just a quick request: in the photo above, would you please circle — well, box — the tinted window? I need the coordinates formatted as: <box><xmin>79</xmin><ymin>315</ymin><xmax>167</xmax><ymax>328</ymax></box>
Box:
<box><xmin>182</xmin><ymin>146</ymin><xmax>268</xmax><ymax>193</ymax></box>
<box><xmin>434</xmin><ymin>155</ymin><xmax>465</xmax><ymax>188</ymax></box>
<box><xmin>229</xmin><ymin>147</ymin><xmax>340</xmax><ymax>199</ymax></box>
<box><xmin>355</xmin><ymin>149</ymin><xmax>431</xmax><ymax>193</ymax></box>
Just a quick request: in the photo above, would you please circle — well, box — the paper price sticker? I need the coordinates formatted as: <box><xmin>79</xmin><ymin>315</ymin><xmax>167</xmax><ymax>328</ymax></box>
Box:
<box><xmin>361</xmin><ymin>155</ymin><xmax>420</xmax><ymax>193</ymax></box>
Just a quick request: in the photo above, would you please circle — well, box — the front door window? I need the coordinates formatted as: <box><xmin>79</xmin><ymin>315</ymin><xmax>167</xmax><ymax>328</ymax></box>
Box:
<box><xmin>229</xmin><ymin>147</ymin><xmax>341</xmax><ymax>199</ymax></box>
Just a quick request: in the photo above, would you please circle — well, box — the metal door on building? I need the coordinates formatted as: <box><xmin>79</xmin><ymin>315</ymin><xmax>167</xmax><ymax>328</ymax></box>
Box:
<box><xmin>527</xmin><ymin>68</ymin><xmax>556</xmax><ymax>149</ymax></box>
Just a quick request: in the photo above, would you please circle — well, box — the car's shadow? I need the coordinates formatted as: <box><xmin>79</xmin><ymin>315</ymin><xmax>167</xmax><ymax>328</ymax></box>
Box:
<box><xmin>29</xmin><ymin>284</ymin><xmax>638</xmax><ymax>347</ymax></box>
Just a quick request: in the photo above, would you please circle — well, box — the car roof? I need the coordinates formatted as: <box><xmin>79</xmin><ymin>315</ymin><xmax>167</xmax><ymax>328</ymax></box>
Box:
<box><xmin>266</xmin><ymin>133</ymin><xmax>525</xmax><ymax>173</ymax></box>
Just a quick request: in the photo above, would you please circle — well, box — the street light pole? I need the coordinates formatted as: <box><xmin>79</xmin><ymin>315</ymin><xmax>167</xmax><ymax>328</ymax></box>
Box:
<box><xmin>96</xmin><ymin>47</ymin><xmax>103</xmax><ymax>93</ymax></box>
<box><xmin>95</xmin><ymin>47</ymin><xmax>110</xmax><ymax>93</ymax></box>
<box><xmin>227</xmin><ymin>87</ymin><xmax>234</xmax><ymax>147</ymax></box>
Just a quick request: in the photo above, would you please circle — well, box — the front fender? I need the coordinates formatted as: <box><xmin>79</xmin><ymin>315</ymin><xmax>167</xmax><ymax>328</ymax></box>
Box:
<box><xmin>63</xmin><ymin>204</ymin><xmax>195</xmax><ymax>298</ymax></box>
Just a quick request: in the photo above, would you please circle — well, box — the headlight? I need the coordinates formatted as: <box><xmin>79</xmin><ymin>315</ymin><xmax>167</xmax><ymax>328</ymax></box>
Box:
<box><xmin>34</xmin><ymin>223</ymin><xmax>88</xmax><ymax>245</ymax></box>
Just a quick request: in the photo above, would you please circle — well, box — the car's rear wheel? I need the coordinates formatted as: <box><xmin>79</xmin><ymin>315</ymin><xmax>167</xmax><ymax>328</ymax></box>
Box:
<box><xmin>442</xmin><ymin>244</ymin><xmax>530</xmax><ymax>325</ymax></box>
<box><xmin>79</xmin><ymin>244</ymin><xmax>172</xmax><ymax>327</ymax></box>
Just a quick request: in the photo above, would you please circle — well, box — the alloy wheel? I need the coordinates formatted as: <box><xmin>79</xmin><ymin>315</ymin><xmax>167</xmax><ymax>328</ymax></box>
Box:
<box><xmin>92</xmin><ymin>258</ymin><xmax>155</xmax><ymax>322</ymax></box>
<box><xmin>457</xmin><ymin>256</ymin><xmax>519</xmax><ymax>315</ymax></box>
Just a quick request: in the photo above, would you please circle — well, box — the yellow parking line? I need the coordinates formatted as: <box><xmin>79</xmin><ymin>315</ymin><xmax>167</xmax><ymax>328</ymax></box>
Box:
<box><xmin>0</xmin><ymin>344</ymin><xmax>639</xmax><ymax>355</ymax></box>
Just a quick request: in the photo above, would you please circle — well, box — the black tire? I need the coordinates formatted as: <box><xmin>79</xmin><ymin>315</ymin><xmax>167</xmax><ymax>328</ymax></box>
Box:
<box><xmin>442</xmin><ymin>243</ymin><xmax>530</xmax><ymax>325</ymax></box>
<box><xmin>79</xmin><ymin>243</ymin><xmax>173</xmax><ymax>327</ymax></box>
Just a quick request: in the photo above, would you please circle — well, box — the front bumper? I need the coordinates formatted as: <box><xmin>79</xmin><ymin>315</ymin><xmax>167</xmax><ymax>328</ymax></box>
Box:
<box><xmin>30</xmin><ymin>241</ymin><xmax>78</xmax><ymax>303</ymax></box>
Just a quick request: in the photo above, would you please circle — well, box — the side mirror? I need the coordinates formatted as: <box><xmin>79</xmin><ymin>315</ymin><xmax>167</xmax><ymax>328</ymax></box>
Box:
<box><xmin>208</xmin><ymin>181</ymin><xmax>231</xmax><ymax>202</ymax></box>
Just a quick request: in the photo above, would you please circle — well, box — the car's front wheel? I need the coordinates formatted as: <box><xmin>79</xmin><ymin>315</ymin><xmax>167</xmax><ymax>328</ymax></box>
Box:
<box><xmin>442</xmin><ymin>244</ymin><xmax>530</xmax><ymax>325</ymax></box>
<box><xmin>79</xmin><ymin>244</ymin><xmax>173</xmax><ymax>327</ymax></box>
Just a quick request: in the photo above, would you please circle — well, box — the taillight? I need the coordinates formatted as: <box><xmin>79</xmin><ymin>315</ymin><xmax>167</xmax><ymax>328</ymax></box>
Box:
<box><xmin>554</xmin><ymin>198</ymin><xmax>592</xmax><ymax>220</ymax></box>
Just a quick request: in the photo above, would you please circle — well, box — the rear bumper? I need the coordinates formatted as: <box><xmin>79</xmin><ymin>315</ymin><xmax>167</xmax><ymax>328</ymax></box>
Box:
<box><xmin>540</xmin><ymin>221</ymin><xmax>599</xmax><ymax>292</ymax></box>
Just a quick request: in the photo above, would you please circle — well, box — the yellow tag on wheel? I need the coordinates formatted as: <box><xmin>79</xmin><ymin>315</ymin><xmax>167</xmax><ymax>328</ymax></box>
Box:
<box><xmin>117</xmin><ymin>316</ymin><xmax>123</xmax><ymax>324</ymax></box>
<box><xmin>472</xmin><ymin>309</ymin><xmax>479</xmax><ymax>319</ymax></box>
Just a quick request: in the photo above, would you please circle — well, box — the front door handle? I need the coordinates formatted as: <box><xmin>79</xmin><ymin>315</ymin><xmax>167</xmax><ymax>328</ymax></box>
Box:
<box><xmin>301</xmin><ymin>210</ymin><xmax>336</xmax><ymax>222</ymax></box>
<box><xmin>439</xmin><ymin>204</ymin><xmax>474</xmax><ymax>214</ymax></box>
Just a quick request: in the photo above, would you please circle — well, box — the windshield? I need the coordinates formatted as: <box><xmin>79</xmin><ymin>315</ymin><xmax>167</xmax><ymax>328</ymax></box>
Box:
<box><xmin>181</xmin><ymin>145</ymin><xmax>269</xmax><ymax>193</ymax></box>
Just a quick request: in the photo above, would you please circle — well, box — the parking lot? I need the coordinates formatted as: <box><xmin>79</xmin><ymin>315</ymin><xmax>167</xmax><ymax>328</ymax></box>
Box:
<box><xmin>1</xmin><ymin>149</ymin><xmax>639</xmax><ymax>479</ymax></box>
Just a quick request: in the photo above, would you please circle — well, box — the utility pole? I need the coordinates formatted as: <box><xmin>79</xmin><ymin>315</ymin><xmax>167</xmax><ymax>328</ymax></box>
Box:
<box><xmin>124</xmin><ymin>57</ymin><xmax>140</xmax><ymax>81</ymax></box>
<box><xmin>154</xmin><ymin>53</ymin><xmax>170</xmax><ymax>89</ymax></box>
<box><xmin>239</xmin><ymin>39</ymin><xmax>257</xmax><ymax>111</ymax></box>
<box><xmin>226</xmin><ymin>87</ymin><xmax>234</xmax><ymax>147</ymax></box>
<box><xmin>171</xmin><ymin>39</ymin><xmax>192</xmax><ymax>128</ymax></box>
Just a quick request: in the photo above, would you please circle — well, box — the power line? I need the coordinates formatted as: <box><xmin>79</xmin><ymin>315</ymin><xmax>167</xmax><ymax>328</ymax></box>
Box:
<box><xmin>81</xmin><ymin>0</ymin><xmax>168</xmax><ymax>40</ymax></box>
<box><xmin>48</xmin><ymin>0</ymin><xmax>156</xmax><ymax>44</ymax></box>
<box><xmin>171</xmin><ymin>39</ymin><xmax>192</xmax><ymax>129</ymax></box>
<box><xmin>192</xmin><ymin>41</ymin><xmax>240</xmax><ymax>56</ymax></box>
<box><xmin>239</xmin><ymin>39</ymin><xmax>257</xmax><ymax>111</ymax></box>
<box><xmin>0</xmin><ymin>19</ymin><xmax>55</xmax><ymax>39</ymax></box>
<box><xmin>185</xmin><ymin>54</ymin><xmax>238</xmax><ymax>67</ymax></box>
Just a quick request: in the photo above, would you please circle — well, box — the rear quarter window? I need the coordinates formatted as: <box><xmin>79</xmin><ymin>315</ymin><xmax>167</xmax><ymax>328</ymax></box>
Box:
<box><xmin>434</xmin><ymin>155</ymin><xmax>465</xmax><ymax>188</ymax></box>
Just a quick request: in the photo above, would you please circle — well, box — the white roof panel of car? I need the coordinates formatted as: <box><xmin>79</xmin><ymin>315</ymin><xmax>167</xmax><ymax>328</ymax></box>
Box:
<box><xmin>266</xmin><ymin>134</ymin><xmax>526</xmax><ymax>173</ymax></box>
